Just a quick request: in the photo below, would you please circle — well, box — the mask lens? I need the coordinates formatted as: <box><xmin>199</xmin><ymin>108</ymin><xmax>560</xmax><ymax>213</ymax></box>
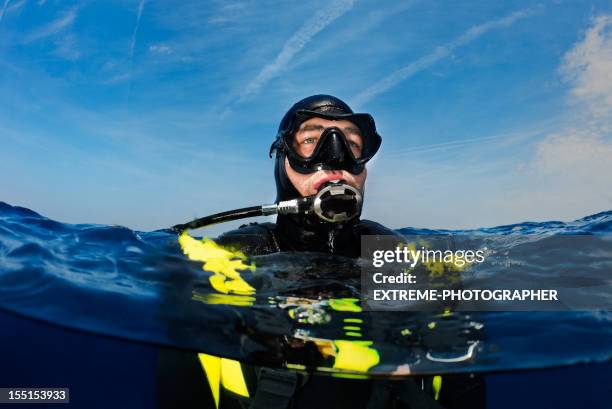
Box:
<box><xmin>292</xmin><ymin>124</ymin><xmax>323</xmax><ymax>158</ymax></box>
<box><xmin>344</xmin><ymin>127</ymin><xmax>364</xmax><ymax>158</ymax></box>
<box><xmin>292</xmin><ymin>122</ymin><xmax>364</xmax><ymax>159</ymax></box>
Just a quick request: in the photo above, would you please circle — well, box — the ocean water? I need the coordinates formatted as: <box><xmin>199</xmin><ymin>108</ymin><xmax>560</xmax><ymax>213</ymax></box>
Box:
<box><xmin>0</xmin><ymin>200</ymin><xmax>611</xmax><ymax>403</ymax></box>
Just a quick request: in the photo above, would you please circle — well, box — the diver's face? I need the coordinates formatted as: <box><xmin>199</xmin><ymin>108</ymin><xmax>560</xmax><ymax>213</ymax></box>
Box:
<box><xmin>285</xmin><ymin>117</ymin><xmax>367</xmax><ymax>197</ymax></box>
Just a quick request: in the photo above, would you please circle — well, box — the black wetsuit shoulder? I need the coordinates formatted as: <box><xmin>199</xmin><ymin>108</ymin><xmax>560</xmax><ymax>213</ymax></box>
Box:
<box><xmin>216</xmin><ymin>222</ymin><xmax>279</xmax><ymax>256</ymax></box>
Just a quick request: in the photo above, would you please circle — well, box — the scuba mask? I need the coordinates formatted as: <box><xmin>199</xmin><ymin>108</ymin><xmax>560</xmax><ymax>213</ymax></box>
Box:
<box><xmin>270</xmin><ymin>110</ymin><xmax>382</xmax><ymax>175</ymax></box>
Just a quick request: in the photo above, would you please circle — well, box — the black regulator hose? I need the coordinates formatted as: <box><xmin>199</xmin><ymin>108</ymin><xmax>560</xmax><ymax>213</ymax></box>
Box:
<box><xmin>171</xmin><ymin>206</ymin><xmax>266</xmax><ymax>232</ymax></box>
<box><xmin>171</xmin><ymin>182</ymin><xmax>363</xmax><ymax>233</ymax></box>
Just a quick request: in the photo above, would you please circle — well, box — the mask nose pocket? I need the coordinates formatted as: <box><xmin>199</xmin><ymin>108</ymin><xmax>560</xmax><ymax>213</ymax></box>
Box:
<box><xmin>314</xmin><ymin>127</ymin><xmax>353</xmax><ymax>169</ymax></box>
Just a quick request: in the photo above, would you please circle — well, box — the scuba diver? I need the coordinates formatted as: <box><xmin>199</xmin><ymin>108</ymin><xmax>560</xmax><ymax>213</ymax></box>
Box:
<box><xmin>215</xmin><ymin>93</ymin><xmax>399</xmax><ymax>256</ymax></box>
<box><xmin>158</xmin><ymin>95</ymin><xmax>485</xmax><ymax>409</ymax></box>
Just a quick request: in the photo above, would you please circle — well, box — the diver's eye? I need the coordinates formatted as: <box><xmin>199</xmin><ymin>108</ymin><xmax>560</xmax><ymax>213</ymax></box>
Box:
<box><xmin>348</xmin><ymin>140</ymin><xmax>363</xmax><ymax>158</ymax></box>
<box><xmin>302</xmin><ymin>137</ymin><xmax>319</xmax><ymax>145</ymax></box>
<box><xmin>293</xmin><ymin>136</ymin><xmax>320</xmax><ymax>157</ymax></box>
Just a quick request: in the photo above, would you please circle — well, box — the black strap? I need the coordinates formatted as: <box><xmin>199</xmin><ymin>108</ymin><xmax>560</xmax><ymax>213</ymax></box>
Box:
<box><xmin>249</xmin><ymin>368</ymin><xmax>300</xmax><ymax>409</ymax></box>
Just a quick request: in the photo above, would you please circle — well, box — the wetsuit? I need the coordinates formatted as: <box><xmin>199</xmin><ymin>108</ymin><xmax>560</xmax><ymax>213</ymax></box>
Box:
<box><xmin>156</xmin><ymin>217</ymin><xmax>485</xmax><ymax>409</ymax></box>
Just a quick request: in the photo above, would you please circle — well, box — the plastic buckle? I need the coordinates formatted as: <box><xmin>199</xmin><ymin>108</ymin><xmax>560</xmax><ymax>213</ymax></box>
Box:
<box><xmin>249</xmin><ymin>368</ymin><xmax>299</xmax><ymax>409</ymax></box>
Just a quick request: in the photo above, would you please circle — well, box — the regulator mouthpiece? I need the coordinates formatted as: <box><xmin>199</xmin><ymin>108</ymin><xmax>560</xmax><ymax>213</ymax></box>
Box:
<box><xmin>273</xmin><ymin>182</ymin><xmax>363</xmax><ymax>223</ymax></box>
<box><xmin>313</xmin><ymin>182</ymin><xmax>362</xmax><ymax>223</ymax></box>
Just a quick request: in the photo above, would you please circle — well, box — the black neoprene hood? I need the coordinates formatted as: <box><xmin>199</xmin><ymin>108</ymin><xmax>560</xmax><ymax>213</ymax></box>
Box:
<box><xmin>277</xmin><ymin>94</ymin><xmax>356</xmax><ymax>132</ymax></box>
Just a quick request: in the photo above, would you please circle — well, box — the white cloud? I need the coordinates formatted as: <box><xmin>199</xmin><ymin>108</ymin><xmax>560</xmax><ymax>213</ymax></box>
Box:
<box><xmin>103</xmin><ymin>72</ymin><xmax>133</xmax><ymax>84</ymax></box>
<box><xmin>535</xmin><ymin>129</ymin><xmax>612</xmax><ymax>179</ymax></box>
<box><xmin>0</xmin><ymin>0</ymin><xmax>10</xmax><ymax>24</ymax></box>
<box><xmin>149</xmin><ymin>44</ymin><xmax>172</xmax><ymax>54</ymax></box>
<box><xmin>54</xmin><ymin>33</ymin><xmax>80</xmax><ymax>61</ymax></box>
<box><xmin>352</xmin><ymin>7</ymin><xmax>540</xmax><ymax>107</ymax></box>
<box><xmin>18</xmin><ymin>5</ymin><xmax>81</xmax><ymax>60</ymax></box>
<box><xmin>1</xmin><ymin>0</ymin><xmax>26</xmax><ymax>23</ymax></box>
<box><xmin>208</xmin><ymin>1</ymin><xmax>248</xmax><ymax>24</ymax></box>
<box><xmin>24</xmin><ymin>7</ymin><xmax>78</xmax><ymax>42</ymax></box>
<box><xmin>238</xmin><ymin>0</ymin><xmax>355</xmax><ymax>101</ymax></box>
<box><xmin>7</xmin><ymin>0</ymin><xmax>23</xmax><ymax>12</ymax></box>
<box><xmin>522</xmin><ymin>128</ymin><xmax>612</xmax><ymax>211</ymax></box>
<box><xmin>560</xmin><ymin>15</ymin><xmax>612</xmax><ymax>118</ymax></box>
<box><xmin>482</xmin><ymin>128</ymin><xmax>612</xmax><ymax>224</ymax></box>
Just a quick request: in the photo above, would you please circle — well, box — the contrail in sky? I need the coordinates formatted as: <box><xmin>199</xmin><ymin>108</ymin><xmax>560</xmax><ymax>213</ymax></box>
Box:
<box><xmin>239</xmin><ymin>0</ymin><xmax>355</xmax><ymax>101</ymax></box>
<box><xmin>0</xmin><ymin>0</ymin><xmax>11</xmax><ymax>24</ymax></box>
<box><xmin>352</xmin><ymin>8</ymin><xmax>541</xmax><ymax>107</ymax></box>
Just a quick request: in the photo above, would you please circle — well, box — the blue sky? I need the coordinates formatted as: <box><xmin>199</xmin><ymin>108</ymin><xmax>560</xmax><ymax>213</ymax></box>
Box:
<box><xmin>1</xmin><ymin>0</ymin><xmax>611</xmax><ymax>234</ymax></box>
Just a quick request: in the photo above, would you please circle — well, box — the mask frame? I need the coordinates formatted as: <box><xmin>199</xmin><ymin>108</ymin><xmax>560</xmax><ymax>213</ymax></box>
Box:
<box><xmin>270</xmin><ymin>110</ymin><xmax>381</xmax><ymax>175</ymax></box>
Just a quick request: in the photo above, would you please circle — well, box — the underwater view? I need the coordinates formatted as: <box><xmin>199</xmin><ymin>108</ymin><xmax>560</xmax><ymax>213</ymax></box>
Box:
<box><xmin>1</xmin><ymin>201</ymin><xmax>610</xmax><ymax>407</ymax></box>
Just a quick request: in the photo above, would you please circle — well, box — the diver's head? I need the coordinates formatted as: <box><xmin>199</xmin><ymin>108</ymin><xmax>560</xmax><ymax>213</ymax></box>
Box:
<box><xmin>270</xmin><ymin>94</ymin><xmax>381</xmax><ymax>203</ymax></box>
